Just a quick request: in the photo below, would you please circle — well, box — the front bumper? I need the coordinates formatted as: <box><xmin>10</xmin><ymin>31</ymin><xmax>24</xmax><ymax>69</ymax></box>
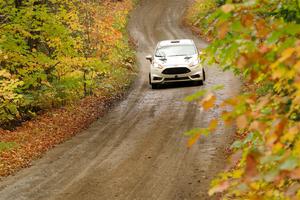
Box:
<box><xmin>150</xmin><ymin>66</ymin><xmax>204</xmax><ymax>83</ymax></box>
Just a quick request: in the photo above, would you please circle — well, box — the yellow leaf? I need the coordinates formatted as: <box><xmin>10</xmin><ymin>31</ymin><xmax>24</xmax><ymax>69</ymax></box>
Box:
<box><xmin>209</xmin><ymin>119</ymin><xmax>218</xmax><ymax>132</ymax></box>
<box><xmin>294</xmin><ymin>77</ymin><xmax>300</xmax><ymax>90</ymax></box>
<box><xmin>0</xmin><ymin>70</ymin><xmax>11</xmax><ymax>78</ymax></box>
<box><xmin>272</xmin><ymin>142</ymin><xmax>283</xmax><ymax>153</ymax></box>
<box><xmin>279</xmin><ymin>48</ymin><xmax>295</xmax><ymax>62</ymax></box>
<box><xmin>294</xmin><ymin>60</ymin><xmax>300</xmax><ymax>73</ymax></box>
<box><xmin>272</xmin><ymin>68</ymin><xmax>285</xmax><ymax>79</ymax></box>
<box><xmin>281</xmin><ymin>126</ymin><xmax>298</xmax><ymax>143</ymax></box>
<box><xmin>187</xmin><ymin>133</ymin><xmax>201</xmax><ymax>148</ymax></box>
<box><xmin>249</xmin><ymin>182</ymin><xmax>260</xmax><ymax>191</ymax></box>
<box><xmin>294</xmin><ymin>140</ymin><xmax>300</xmax><ymax>154</ymax></box>
<box><xmin>201</xmin><ymin>93</ymin><xmax>216</xmax><ymax>111</ymax></box>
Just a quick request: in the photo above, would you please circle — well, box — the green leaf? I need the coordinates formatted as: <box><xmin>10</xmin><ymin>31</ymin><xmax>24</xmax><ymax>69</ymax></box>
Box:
<box><xmin>212</xmin><ymin>84</ymin><xmax>224</xmax><ymax>91</ymax></box>
<box><xmin>231</xmin><ymin>140</ymin><xmax>243</xmax><ymax>149</ymax></box>
<box><xmin>279</xmin><ymin>156</ymin><xmax>298</xmax><ymax>170</ymax></box>
<box><xmin>284</xmin><ymin>23</ymin><xmax>300</xmax><ymax>35</ymax></box>
<box><xmin>263</xmin><ymin>168</ymin><xmax>279</xmax><ymax>182</ymax></box>
<box><xmin>0</xmin><ymin>142</ymin><xmax>18</xmax><ymax>152</ymax></box>
<box><xmin>260</xmin><ymin>155</ymin><xmax>282</xmax><ymax>164</ymax></box>
<box><xmin>267</xmin><ymin>31</ymin><xmax>282</xmax><ymax>44</ymax></box>
<box><xmin>184</xmin><ymin>128</ymin><xmax>202</xmax><ymax>136</ymax></box>
<box><xmin>184</xmin><ymin>89</ymin><xmax>207</xmax><ymax>102</ymax></box>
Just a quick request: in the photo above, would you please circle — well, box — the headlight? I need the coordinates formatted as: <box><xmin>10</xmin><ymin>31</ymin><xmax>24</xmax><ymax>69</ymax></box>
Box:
<box><xmin>153</xmin><ymin>62</ymin><xmax>164</xmax><ymax>69</ymax></box>
<box><xmin>188</xmin><ymin>60</ymin><xmax>200</xmax><ymax>68</ymax></box>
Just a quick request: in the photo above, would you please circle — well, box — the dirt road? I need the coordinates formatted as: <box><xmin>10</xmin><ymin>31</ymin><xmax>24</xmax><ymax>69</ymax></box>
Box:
<box><xmin>0</xmin><ymin>0</ymin><xmax>240</xmax><ymax>199</ymax></box>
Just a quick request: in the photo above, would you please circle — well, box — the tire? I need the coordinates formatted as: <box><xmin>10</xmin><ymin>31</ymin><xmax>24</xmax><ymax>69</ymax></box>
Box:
<box><xmin>202</xmin><ymin>69</ymin><xmax>206</xmax><ymax>82</ymax></box>
<box><xmin>149</xmin><ymin>73</ymin><xmax>152</xmax><ymax>85</ymax></box>
<box><xmin>149</xmin><ymin>73</ymin><xmax>160</xmax><ymax>89</ymax></box>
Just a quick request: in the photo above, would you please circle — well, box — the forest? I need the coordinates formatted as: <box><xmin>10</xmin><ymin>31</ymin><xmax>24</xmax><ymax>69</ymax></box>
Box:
<box><xmin>0</xmin><ymin>0</ymin><xmax>136</xmax><ymax>176</ymax></box>
<box><xmin>0</xmin><ymin>0</ymin><xmax>136</xmax><ymax>129</ymax></box>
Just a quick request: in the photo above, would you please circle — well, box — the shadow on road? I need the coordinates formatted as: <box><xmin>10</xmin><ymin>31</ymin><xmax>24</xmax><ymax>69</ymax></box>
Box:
<box><xmin>152</xmin><ymin>81</ymin><xmax>203</xmax><ymax>90</ymax></box>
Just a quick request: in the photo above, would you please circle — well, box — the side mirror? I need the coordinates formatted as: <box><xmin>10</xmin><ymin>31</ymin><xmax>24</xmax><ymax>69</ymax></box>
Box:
<box><xmin>146</xmin><ymin>55</ymin><xmax>153</xmax><ymax>62</ymax></box>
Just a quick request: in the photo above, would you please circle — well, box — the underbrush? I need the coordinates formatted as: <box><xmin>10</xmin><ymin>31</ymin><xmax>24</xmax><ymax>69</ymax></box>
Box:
<box><xmin>186</xmin><ymin>0</ymin><xmax>300</xmax><ymax>199</ymax></box>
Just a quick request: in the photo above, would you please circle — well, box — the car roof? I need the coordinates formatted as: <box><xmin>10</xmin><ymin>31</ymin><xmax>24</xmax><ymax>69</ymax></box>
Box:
<box><xmin>158</xmin><ymin>39</ymin><xmax>195</xmax><ymax>47</ymax></box>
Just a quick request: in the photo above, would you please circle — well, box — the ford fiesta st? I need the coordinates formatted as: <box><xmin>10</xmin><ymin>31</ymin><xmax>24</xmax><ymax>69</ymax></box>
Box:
<box><xmin>146</xmin><ymin>39</ymin><xmax>205</xmax><ymax>89</ymax></box>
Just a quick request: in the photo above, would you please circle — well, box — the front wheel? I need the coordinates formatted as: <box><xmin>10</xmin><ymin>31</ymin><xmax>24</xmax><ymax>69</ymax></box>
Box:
<box><xmin>149</xmin><ymin>73</ymin><xmax>152</xmax><ymax>85</ymax></box>
<box><xmin>202</xmin><ymin>69</ymin><xmax>206</xmax><ymax>82</ymax></box>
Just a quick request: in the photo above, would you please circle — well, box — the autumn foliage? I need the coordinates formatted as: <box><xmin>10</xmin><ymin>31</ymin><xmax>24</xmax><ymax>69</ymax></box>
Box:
<box><xmin>187</xmin><ymin>0</ymin><xmax>300</xmax><ymax>199</ymax></box>
<box><xmin>0</xmin><ymin>0</ymin><xmax>136</xmax><ymax>129</ymax></box>
<box><xmin>0</xmin><ymin>0</ymin><xmax>137</xmax><ymax>176</ymax></box>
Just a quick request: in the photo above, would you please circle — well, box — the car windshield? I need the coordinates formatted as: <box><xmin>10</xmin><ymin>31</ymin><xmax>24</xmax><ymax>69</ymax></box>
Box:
<box><xmin>155</xmin><ymin>45</ymin><xmax>196</xmax><ymax>57</ymax></box>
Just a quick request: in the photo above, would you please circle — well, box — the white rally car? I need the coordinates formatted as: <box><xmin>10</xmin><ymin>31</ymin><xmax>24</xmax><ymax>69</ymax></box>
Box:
<box><xmin>146</xmin><ymin>39</ymin><xmax>205</xmax><ymax>89</ymax></box>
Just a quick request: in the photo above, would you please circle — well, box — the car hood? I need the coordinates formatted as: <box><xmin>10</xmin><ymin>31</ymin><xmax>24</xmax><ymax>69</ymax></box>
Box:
<box><xmin>154</xmin><ymin>55</ymin><xmax>198</xmax><ymax>67</ymax></box>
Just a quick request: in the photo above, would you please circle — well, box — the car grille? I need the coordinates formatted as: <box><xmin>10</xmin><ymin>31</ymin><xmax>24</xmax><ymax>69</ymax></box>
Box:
<box><xmin>164</xmin><ymin>77</ymin><xmax>189</xmax><ymax>81</ymax></box>
<box><xmin>162</xmin><ymin>67</ymin><xmax>191</xmax><ymax>75</ymax></box>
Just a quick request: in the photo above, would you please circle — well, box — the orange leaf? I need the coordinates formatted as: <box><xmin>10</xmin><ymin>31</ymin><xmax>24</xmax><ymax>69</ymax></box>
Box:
<box><xmin>236</xmin><ymin>55</ymin><xmax>248</xmax><ymax>68</ymax></box>
<box><xmin>218</xmin><ymin>22</ymin><xmax>229</xmax><ymax>39</ymax></box>
<box><xmin>208</xmin><ymin>181</ymin><xmax>230</xmax><ymax>196</ymax></box>
<box><xmin>249</xmin><ymin>121</ymin><xmax>267</xmax><ymax>132</ymax></box>
<box><xmin>255</xmin><ymin>19</ymin><xmax>269</xmax><ymax>38</ymax></box>
<box><xmin>256</xmin><ymin>95</ymin><xmax>270</xmax><ymax>111</ymax></box>
<box><xmin>227</xmin><ymin>150</ymin><xmax>243</xmax><ymax>170</ymax></box>
<box><xmin>271</xmin><ymin>118</ymin><xmax>287</xmax><ymax>136</ymax></box>
<box><xmin>288</xmin><ymin>168</ymin><xmax>300</xmax><ymax>179</ymax></box>
<box><xmin>241</xmin><ymin>13</ymin><xmax>254</xmax><ymax>27</ymax></box>
<box><xmin>201</xmin><ymin>93</ymin><xmax>216</xmax><ymax>111</ymax></box>
<box><xmin>236</xmin><ymin>115</ymin><xmax>248</xmax><ymax>129</ymax></box>
<box><xmin>222</xmin><ymin>111</ymin><xmax>233</xmax><ymax>126</ymax></box>
<box><xmin>259</xmin><ymin>44</ymin><xmax>270</xmax><ymax>54</ymax></box>
<box><xmin>245</xmin><ymin>154</ymin><xmax>258</xmax><ymax>181</ymax></box>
